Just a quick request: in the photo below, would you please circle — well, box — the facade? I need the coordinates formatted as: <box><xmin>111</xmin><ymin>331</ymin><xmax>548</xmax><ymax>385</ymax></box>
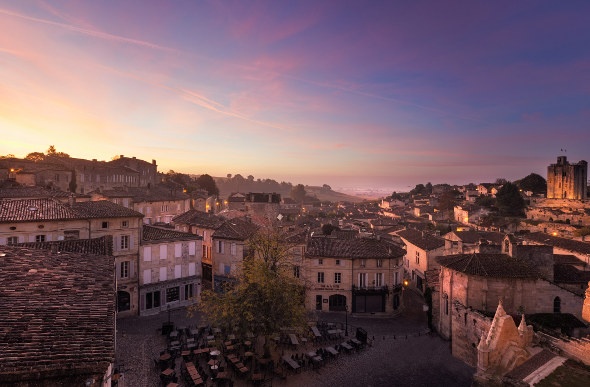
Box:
<box><xmin>304</xmin><ymin>237</ymin><xmax>406</xmax><ymax>315</ymax></box>
<box><xmin>139</xmin><ymin>225</ymin><xmax>202</xmax><ymax>316</ymax></box>
<box><xmin>435</xmin><ymin>249</ymin><xmax>584</xmax><ymax>366</ymax></box>
<box><xmin>443</xmin><ymin>230</ymin><xmax>504</xmax><ymax>255</ymax></box>
<box><xmin>91</xmin><ymin>185</ymin><xmax>190</xmax><ymax>225</ymax></box>
<box><xmin>454</xmin><ymin>204</ymin><xmax>491</xmax><ymax>226</ymax></box>
<box><xmin>71</xmin><ymin>200</ymin><xmax>144</xmax><ymax>317</ymax></box>
<box><xmin>211</xmin><ymin>218</ymin><xmax>259</xmax><ymax>291</ymax></box>
<box><xmin>172</xmin><ymin>209</ymin><xmax>225</xmax><ymax>284</ymax></box>
<box><xmin>547</xmin><ymin>156</ymin><xmax>588</xmax><ymax>200</ymax></box>
<box><xmin>397</xmin><ymin>229</ymin><xmax>445</xmax><ymax>293</ymax></box>
<box><xmin>0</xmin><ymin>246</ymin><xmax>115</xmax><ymax>386</ymax></box>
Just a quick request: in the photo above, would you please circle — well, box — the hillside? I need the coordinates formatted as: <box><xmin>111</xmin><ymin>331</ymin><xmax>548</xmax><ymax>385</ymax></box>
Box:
<box><xmin>304</xmin><ymin>186</ymin><xmax>367</xmax><ymax>203</ymax></box>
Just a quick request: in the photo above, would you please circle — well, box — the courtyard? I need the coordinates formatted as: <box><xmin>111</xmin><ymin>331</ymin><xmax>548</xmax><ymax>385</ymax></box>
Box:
<box><xmin>115</xmin><ymin>290</ymin><xmax>474</xmax><ymax>386</ymax></box>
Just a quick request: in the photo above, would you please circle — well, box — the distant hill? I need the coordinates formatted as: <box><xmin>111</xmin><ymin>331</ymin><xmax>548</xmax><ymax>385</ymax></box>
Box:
<box><xmin>213</xmin><ymin>175</ymin><xmax>366</xmax><ymax>203</ymax></box>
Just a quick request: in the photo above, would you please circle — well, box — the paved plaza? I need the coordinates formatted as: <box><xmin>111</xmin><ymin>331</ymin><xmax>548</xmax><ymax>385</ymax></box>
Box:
<box><xmin>115</xmin><ymin>290</ymin><xmax>474</xmax><ymax>386</ymax></box>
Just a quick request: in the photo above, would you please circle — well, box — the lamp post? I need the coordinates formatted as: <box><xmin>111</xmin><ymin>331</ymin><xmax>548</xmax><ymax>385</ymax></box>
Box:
<box><xmin>345</xmin><ymin>303</ymin><xmax>349</xmax><ymax>336</ymax></box>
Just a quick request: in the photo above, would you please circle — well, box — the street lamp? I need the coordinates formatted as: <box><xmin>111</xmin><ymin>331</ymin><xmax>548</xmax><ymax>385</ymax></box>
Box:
<box><xmin>345</xmin><ymin>303</ymin><xmax>349</xmax><ymax>336</ymax></box>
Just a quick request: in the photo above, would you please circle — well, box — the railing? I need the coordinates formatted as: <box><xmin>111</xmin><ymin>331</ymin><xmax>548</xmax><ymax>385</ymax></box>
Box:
<box><xmin>352</xmin><ymin>284</ymin><xmax>389</xmax><ymax>293</ymax></box>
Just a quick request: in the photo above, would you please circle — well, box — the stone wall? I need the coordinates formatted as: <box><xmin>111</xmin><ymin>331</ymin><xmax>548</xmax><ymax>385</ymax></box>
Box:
<box><xmin>451</xmin><ymin>303</ymin><xmax>492</xmax><ymax>367</ymax></box>
<box><xmin>538</xmin><ymin>331</ymin><xmax>590</xmax><ymax>366</ymax></box>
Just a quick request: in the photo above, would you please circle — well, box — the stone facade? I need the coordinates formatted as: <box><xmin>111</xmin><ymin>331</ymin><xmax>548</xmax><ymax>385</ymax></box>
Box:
<box><xmin>139</xmin><ymin>225</ymin><xmax>202</xmax><ymax>316</ymax></box>
<box><xmin>584</xmin><ymin>281</ymin><xmax>590</xmax><ymax>323</ymax></box>
<box><xmin>547</xmin><ymin>156</ymin><xmax>588</xmax><ymax>200</ymax></box>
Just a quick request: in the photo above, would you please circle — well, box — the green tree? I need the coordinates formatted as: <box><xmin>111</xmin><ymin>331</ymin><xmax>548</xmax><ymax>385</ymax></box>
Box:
<box><xmin>291</xmin><ymin>184</ymin><xmax>307</xmax><ymax>202</ymax></box>
<box><xmin>0</xmin><ymin>154</ymin><xmax>15</xmax><ymax>159</ymax></box>
<box><xmin>46</xmin><ymin>145</ymin><xmax>69</xmax><ymax>158</ymax></box>
<box><xmin>410</xmin><ymin>184</ymin><xmax>425</xmax><ymax>196</ymax></box>
<box><xmin>321</xmin><ymin>223</ymin><xmax>339</xmax><ymax>235</ymax></box>
<box><xmin>495</xmin><ymin>182</ymin><xmax>526</xmax><ymax>217</ymax></box>
<box><xmin>194</xmin><ymin>229</ymin><xmax>307</xmax><ymax>353</ymax></box>
<box><xmin>25</xmin><ymin>152</ymin><xmax>45</xmax><ymax>162</ymax></box>
<box><xmin>195</xmin><ymin>174</ymin><xmax>219</xmax><ymax>196</ymax></box>
<box><xmin>515</xmin><ymin>173</ymin><xmax>547</xmax><ymax>195</ymax></box>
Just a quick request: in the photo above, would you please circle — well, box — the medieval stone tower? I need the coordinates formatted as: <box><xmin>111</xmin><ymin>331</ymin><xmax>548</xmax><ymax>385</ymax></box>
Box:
<box><xmin>546</xmin><ymin>156</ymin><xmax>587</xmax><ymax>200</ymax></box>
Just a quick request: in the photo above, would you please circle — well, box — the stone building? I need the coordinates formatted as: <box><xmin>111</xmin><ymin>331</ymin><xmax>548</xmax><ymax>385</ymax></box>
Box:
<box><xmin>396</xmin><ymin>229</ymin><xmax>445</xmax><ymax>293</ymax></box>
<box><xmin>0</xmin><ymin>246</ymin><xmax>115</xmax><ymax>386</ymax></box>
<box><xmin>547</xmin><ymin>156</ymin><xmax>587</xmax><ymax>200</ymax></box>
<box><xmin>434</xmin><ymin>246</ymin><xmax>584</xmax><ymax>366</ymax></box>
<box><xmin>304</xmin><ymin>237</ymin><xmax>406</xmax><ymax>315</ymax></box>
<box><xmin>211</xmin><ymin>217</ymin><xmax>259</xmax><ymax>291</ymax></box>
<box><xmin>139</xmin><ymin>225</ymin><xmax>202</xmax><ymax>316</ymax></box>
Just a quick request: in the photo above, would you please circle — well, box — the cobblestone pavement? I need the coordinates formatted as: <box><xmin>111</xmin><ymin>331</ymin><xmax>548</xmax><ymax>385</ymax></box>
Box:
<box><xmin>115</xmin><ymin>290</ymin><xmax>474</xmax><ymax>386</ymax></box>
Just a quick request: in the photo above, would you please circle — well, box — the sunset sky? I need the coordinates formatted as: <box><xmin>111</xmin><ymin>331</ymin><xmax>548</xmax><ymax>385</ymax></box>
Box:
<box><xmin>1</xmin><ymin>1</ymin><xmax>589</xmax><ymax>191</ymax></box>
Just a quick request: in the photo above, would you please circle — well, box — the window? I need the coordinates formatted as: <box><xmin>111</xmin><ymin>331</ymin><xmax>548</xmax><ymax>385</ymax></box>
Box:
<box><xmin>334</xmin><ymin>272</ymin><xmax>341</xmax><ymax>284</ymax></box>
<box><xmin>7</xmin><ymin>236</ymin><xmax>18</xmax><ymax>246</ymax></box>
<box><xmin>63</xmin><ymin>230</ymin><xmax>79</xmax><ymax>240</ymax></box>
<box><xmin>36</xmin><ymin>235</ymin><xmax>45</xmax><ymax>242</ymax></box>
<box><xmin>143</xmin><ymin>269</ymin><xmax>151</xmax><ymax>284</ymax></box>
<box><xmin>375</xmin><ymin>273</ymin><xmax>383</xmax><ymax>287</ymax></box>
<box><xmin>174</xmin><ymin>264</ymin><xmax>181</xmax><ymax>279</ymax></box>
<box><xmin>160</xmin><ymin>267</ymin><xmax>167</xmax><ymax>281</ymax></box>
<box><xmin>359</xmin><ymin>273</ymin><xmax>367</xmax><ymax>288</ymax></box>
<box><xmin>145</xmin><ymin>291</ymin><xmax>161</xmax><ymax>310</ymax></box>
<box><xmin>160</xmin><ymin>245</ymin><xmax>167</xmax><ymax>259</ymax></box>
<box><xmin>224</xmin><ymin>265</ymin><xmax>231</xmax><ymax>275</ymax></box>
<box><xmin>122</xmin><ymin>220</ymin><xmax>129</xmax><ymax>228</ymax></box>
<box><xmin>394</xmin><ymin>272</ymin><xmax>399</xmax><ymax>285</ymax></box>
<box><xmin>230</xmin><ymin>243</ymin><xmax>236</xmax><ymax>256</ymax></box>
<box><xmin>175</xmin><ymin>243</ymin><xmax>182</xmax><ymax>258</ymax></box>
<box><xmin>216</xmin><ymin>240</ymin><xmax>225</xmax><ymax>254</ymax></box>
<box><xmin>360</xmin><ymin>259</ymin><xmax>366</xmax><ymax>267</ymax></box>
<box><xmin>317</xmin><ymin>272</ymin><xmax>325</xmax><ymax>283</ymax></box>
<box><xmin>188</xmin><ymin>262</ymin><xmax>196</xmax><ymax>276</ymax></box>
<box><xmin>293</xmin><ymin>265</ymin><xmax>300</xmax><ymax>278</ymax></box>
<box><xmin>188</xmin><ymin>242</ymin><xmax>196</xmax><ymax>256</ymax></box>
<box><xmin>166</xmin><ymin>286</ymin><xmax>180</xmax><ymax>303</ymax></box>
<box><xmin>377</xmin><ymin>259</ymin><xmax>383</xmax><ymax>268</ymax></box>
<box><xmin>415</xmin><ymin>251</ymin><xmax>420</xmax><ymax>265</ymax></box>
<box><xmin>318</xmin><ymin>258</ymin><xmax>323</xmax><ymax>265</ymax></box>
<box><xmin>161</xmin><ymin>205</ymin><xmax>169</xmax><ymax>212</ymax></box>
<box><xmin>553</xmin><ymin>297</ymin><xmax>561</xmax><ymax>313</ymax></box>
<box><xmin>445</xmin><ymin>298</ymin><xmax>449</xmax><ymax>315</ymax></box>
<box><xmin>184</xmin><ymin>284</ymin><xmax>193</xmax><ymax>300</ymax></box>
<box><xmin>101</xmin><ymin>221</ymin><xmax>108</xmax><ymax>229</ymax></box>
<box><xmin>143</xmin><ymin>246</ymin><xmax>152</xmax><ymax>261</ymax></box>
<box><xmin>120</xmin><ymin>261</ymin><xmax>130</xmax><ymax>278</ymax></box>
<box><xmin>120</xmin><ymin>235</ymin><xmax>130</xmax><ymax>250</ymax></box>
<box><xmin>335</xmin><ymin>259</ymin><xmax>341</xmax><ymax>266</ymax></box>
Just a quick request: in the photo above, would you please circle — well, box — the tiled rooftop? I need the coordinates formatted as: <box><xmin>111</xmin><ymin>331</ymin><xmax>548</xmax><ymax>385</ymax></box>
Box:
<box><xmin>397</xmin><ymin>229</ymin><xmax>445</xmax><ymax>251</ymax></box>
<box><xmin>524</xmin><ymin>232</ymin><xmax>590</xmax><ymax>255</ymax></box>
<box><xmin>0</xmin><ymin>246</ymin><xmax>115</xmax><ymax>382</ymax></box>
<box><xmin>72</xmin><ymin>200</ymin><xmax>143</xmax><ymax>218</ymax></box>
<box><xmin>0</xmin><ymin>185</ymin><xmax>73</xmax><ymax>199</ymax></box>
<box><xmin>213</xmin><ymin>218</ymin><xmax>260</xmax><ymax>241</ymax></box>
<box><xmin>142</xmin><ymin>224</ymin><xmax>202</xmax><ymax>242</ymax></box>
<box><xmin>436</xmin><ymin>253</ymin><xmax>539</xmax><ymax>278</ymax></box>
<box><xmin>93</xmin><ymin>185</ymin><xmax>189</xmax><ymax>202</ymax></box>
<box><xmin>0</xmin><ymin>198</ymin><xmax>81</xmax><ymax>222</ymax></box>
<box><xmin>173</xmin><ymin>209</ymin><xmax>225</xmax><ymax>229</ymax></box>
<box><xmin>306</xmin><ymin>237</ymin><xmax>406</xmax><ymax>259</ymax></box>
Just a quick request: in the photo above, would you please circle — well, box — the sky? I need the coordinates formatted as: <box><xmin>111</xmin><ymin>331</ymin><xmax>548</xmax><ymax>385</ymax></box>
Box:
<box><xmin>1</xmin><ymin>1</ymin><xmax>589</xmax><ymax>192</ymax></box>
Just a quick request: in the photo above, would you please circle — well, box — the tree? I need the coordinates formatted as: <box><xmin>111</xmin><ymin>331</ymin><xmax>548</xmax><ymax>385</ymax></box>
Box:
<box><xmin>0</xmin><ymin>154</ymin><xmax>15</xmax><ymax>159</ymax></box>
<box><xmin>495</xmin><ymin>178</ymin><xmax>508</xmax><ymax>185</ymax></box>
<box><xmin>25</xmin><ymin>152</ymin><xmax>45</xmax><ymax>162</ymax></box>
<box><xmin>515</xmin><ymin>173</ymin><xmax>547</xmax><ymax>195</ymax></box>
<box><xmin>410</xmin><ymin>184</ymin><xmax>425</xmax><ymax>196</ymax></box>
<box><xmin>438</xmin><ymin>190</ymin><xmax>458</xmax><ymax>213</ymax></box>
<box><xmin>291</xmin><ymin>184</ymin><xmax>306</xmax><ymax>202</ymax></box>
<box><xmin>46</xmin><ymin>145</ymin><xmax>69</xmax><ymax>158</ymax></box>
<box><xmin>322</xmin><ymin>223</ymin><xmax>339</xmax><ymax>235</ymax></box>
<box><xmin>195</xmin><ymin>174</ymin><xmax>219</xmax><ymax>196</ymax></box>
<box><xmin>322</xmin><ymin>184</ymin><xmax>331</xmax><ymax>191</ymax></box>
<box><xmin>194</xmin><ymin>229</ymin><xmax>307</xmax><ymax>353</ymax></box>
<box><xmin>495</xmin><ymin>182</ymin><xmax>526</xmax><ymax>217</ymax></box>
<box><xmin>425</xmin><ymin>182</ymin><xmax>433</xmax><ymax>195</ymax></box>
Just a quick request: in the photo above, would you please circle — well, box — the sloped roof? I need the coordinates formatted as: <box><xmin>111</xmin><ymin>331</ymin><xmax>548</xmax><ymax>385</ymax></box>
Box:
<box><xmin>447</xmin><ymin>230</ymin><xmax>505</xmax><ymax>244</ymax></box>
<box><xmin>0</xmin><ymin>246</ymin><xmax>115</xmax><ymax>381</ymax></box>
<box><xmin>72</xmin><ymin>200</ymin><xmax>143</xmax><ymax>218</ymax></box>
<box><xmin>524</xmin><ymin>232</ymin><xmax>590</xmax><ymax>255</ymax></box>
<box><xmin>213</xmin><ymin>218</ymin><xmax>259</xmax><ymax>241</ymax></box>
<box><xmin>172</xmin><ymin>209</ymin><xmax>225</xmax><ymax>229</ymax></box>
<box><xmin>436</xmin><ymin>253</ymin><xmax>539</xmax><ymax>278</ymax></box>
<box><xmin>306</xmin><ymin>237</ymin><xmax>406</xmax><ymax>259</ymax></box>
<box><xmin>397</xmin><ymin>229</ymin><xmax>445</xmax><ymax>251</ymax></box>
<box><xmin>92</xmin><ymin>185</ymin><xmax>188</xmax><ymax>202</ymax></box>
<box><xmin>0</xmin><ymin>198</ymin><xmax>81</xmax><ymax>222</ymax></box>
<box><xmin>553</xmin><ymin>264</ymin><xmax>590</xmax><ymax>284</ymax></box>
<box><xmin>0</xmin><ymin>186</ymin><xmax>73</xmax><ymax>199</ymax></box>
<box><xmin>142</xmin><ymin>225</ymin><xmax>201</xmax><ymax>242</ymax></box>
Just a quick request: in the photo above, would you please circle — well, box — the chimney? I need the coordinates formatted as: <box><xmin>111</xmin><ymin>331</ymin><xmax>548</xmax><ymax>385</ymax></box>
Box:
<box><xmin>68</xmin><ymin>193</ymin><xmax>75</xmax><ymax>207</ymax></box>
<box><xmin>152</xmin><ymin>159</ymin><xmax>157</xmax><ymax>165</ymax></box>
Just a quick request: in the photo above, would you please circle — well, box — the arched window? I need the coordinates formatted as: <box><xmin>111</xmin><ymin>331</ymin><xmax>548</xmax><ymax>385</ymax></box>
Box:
<box><xmin>553</xmin><ymin>297</ymin><xmax>561</xmax><ymax>313</ymax></box>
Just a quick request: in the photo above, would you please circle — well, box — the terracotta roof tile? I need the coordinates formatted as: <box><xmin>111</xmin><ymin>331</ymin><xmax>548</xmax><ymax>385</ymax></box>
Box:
<box><xmin>0</xmin><ymin>246</ymin><xmax>115</xmax><ymax>381</ymax></box>
<box><xmin>436</xmin><ymin>253</ymin><xmax>539</xmax><ymax>278</ymax></box>
<box><xmin>72</xmin><ymin>200</ymin><xmax>143</xmax><ymax>218</ymax></box>
<box><xmin>397</xmin><ymin>229</ymin><xmax>445</xmax><ymax>251</ymax></box>
<box><xmin>142</xmin><ymin>225</ymin><xmax>202</xmax><ymax>242</ymax></box>
<box><xmin>173</xmin><ymin>209</ymin><xmax>225</xmax><ymax>229</ymax></box>
<box><xmin>306</xmin><ymin>237</ymin><xmax>406</xmax><ymax>259</ymax></box>
<box><xmin>0</xmin><ymin>198</ymin><xmax>80</xmax><ymax>222</ymax></box>
<box><xmin>213</xmin><ymin>218</ymin><xmax>259</xmax><ymax>241</ymax></box>
<box><xmin>524</xmin><ymin>232</ymin><xmax>590</xmax><ymax>255</ymax></box>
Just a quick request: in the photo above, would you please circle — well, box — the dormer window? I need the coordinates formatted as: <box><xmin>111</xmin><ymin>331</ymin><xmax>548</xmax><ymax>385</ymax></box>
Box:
<box><xmin>102</xmin><ymin>221</ymin><xmax>109</xmax><ymax>229</ymax></box>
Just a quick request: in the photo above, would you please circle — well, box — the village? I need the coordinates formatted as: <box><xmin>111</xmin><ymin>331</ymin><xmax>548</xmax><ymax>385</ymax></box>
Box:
<box><xmin>1</xmin><ymin>152</ymin><xmax>589</xmax><ymax>386</ymax></box>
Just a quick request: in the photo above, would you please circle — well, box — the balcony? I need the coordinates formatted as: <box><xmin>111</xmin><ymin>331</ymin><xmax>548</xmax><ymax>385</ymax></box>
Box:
<box><xmin>352</xmin><ymin>284</ymin><xmax>388</xmax><ymax>294</ymax></box>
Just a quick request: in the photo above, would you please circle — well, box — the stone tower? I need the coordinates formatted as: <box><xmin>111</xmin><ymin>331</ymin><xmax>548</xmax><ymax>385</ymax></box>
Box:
<box><xmin>547</xmin><ymin>156</ymin><xmax>587</xmax><ymax>200</ymax></box>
